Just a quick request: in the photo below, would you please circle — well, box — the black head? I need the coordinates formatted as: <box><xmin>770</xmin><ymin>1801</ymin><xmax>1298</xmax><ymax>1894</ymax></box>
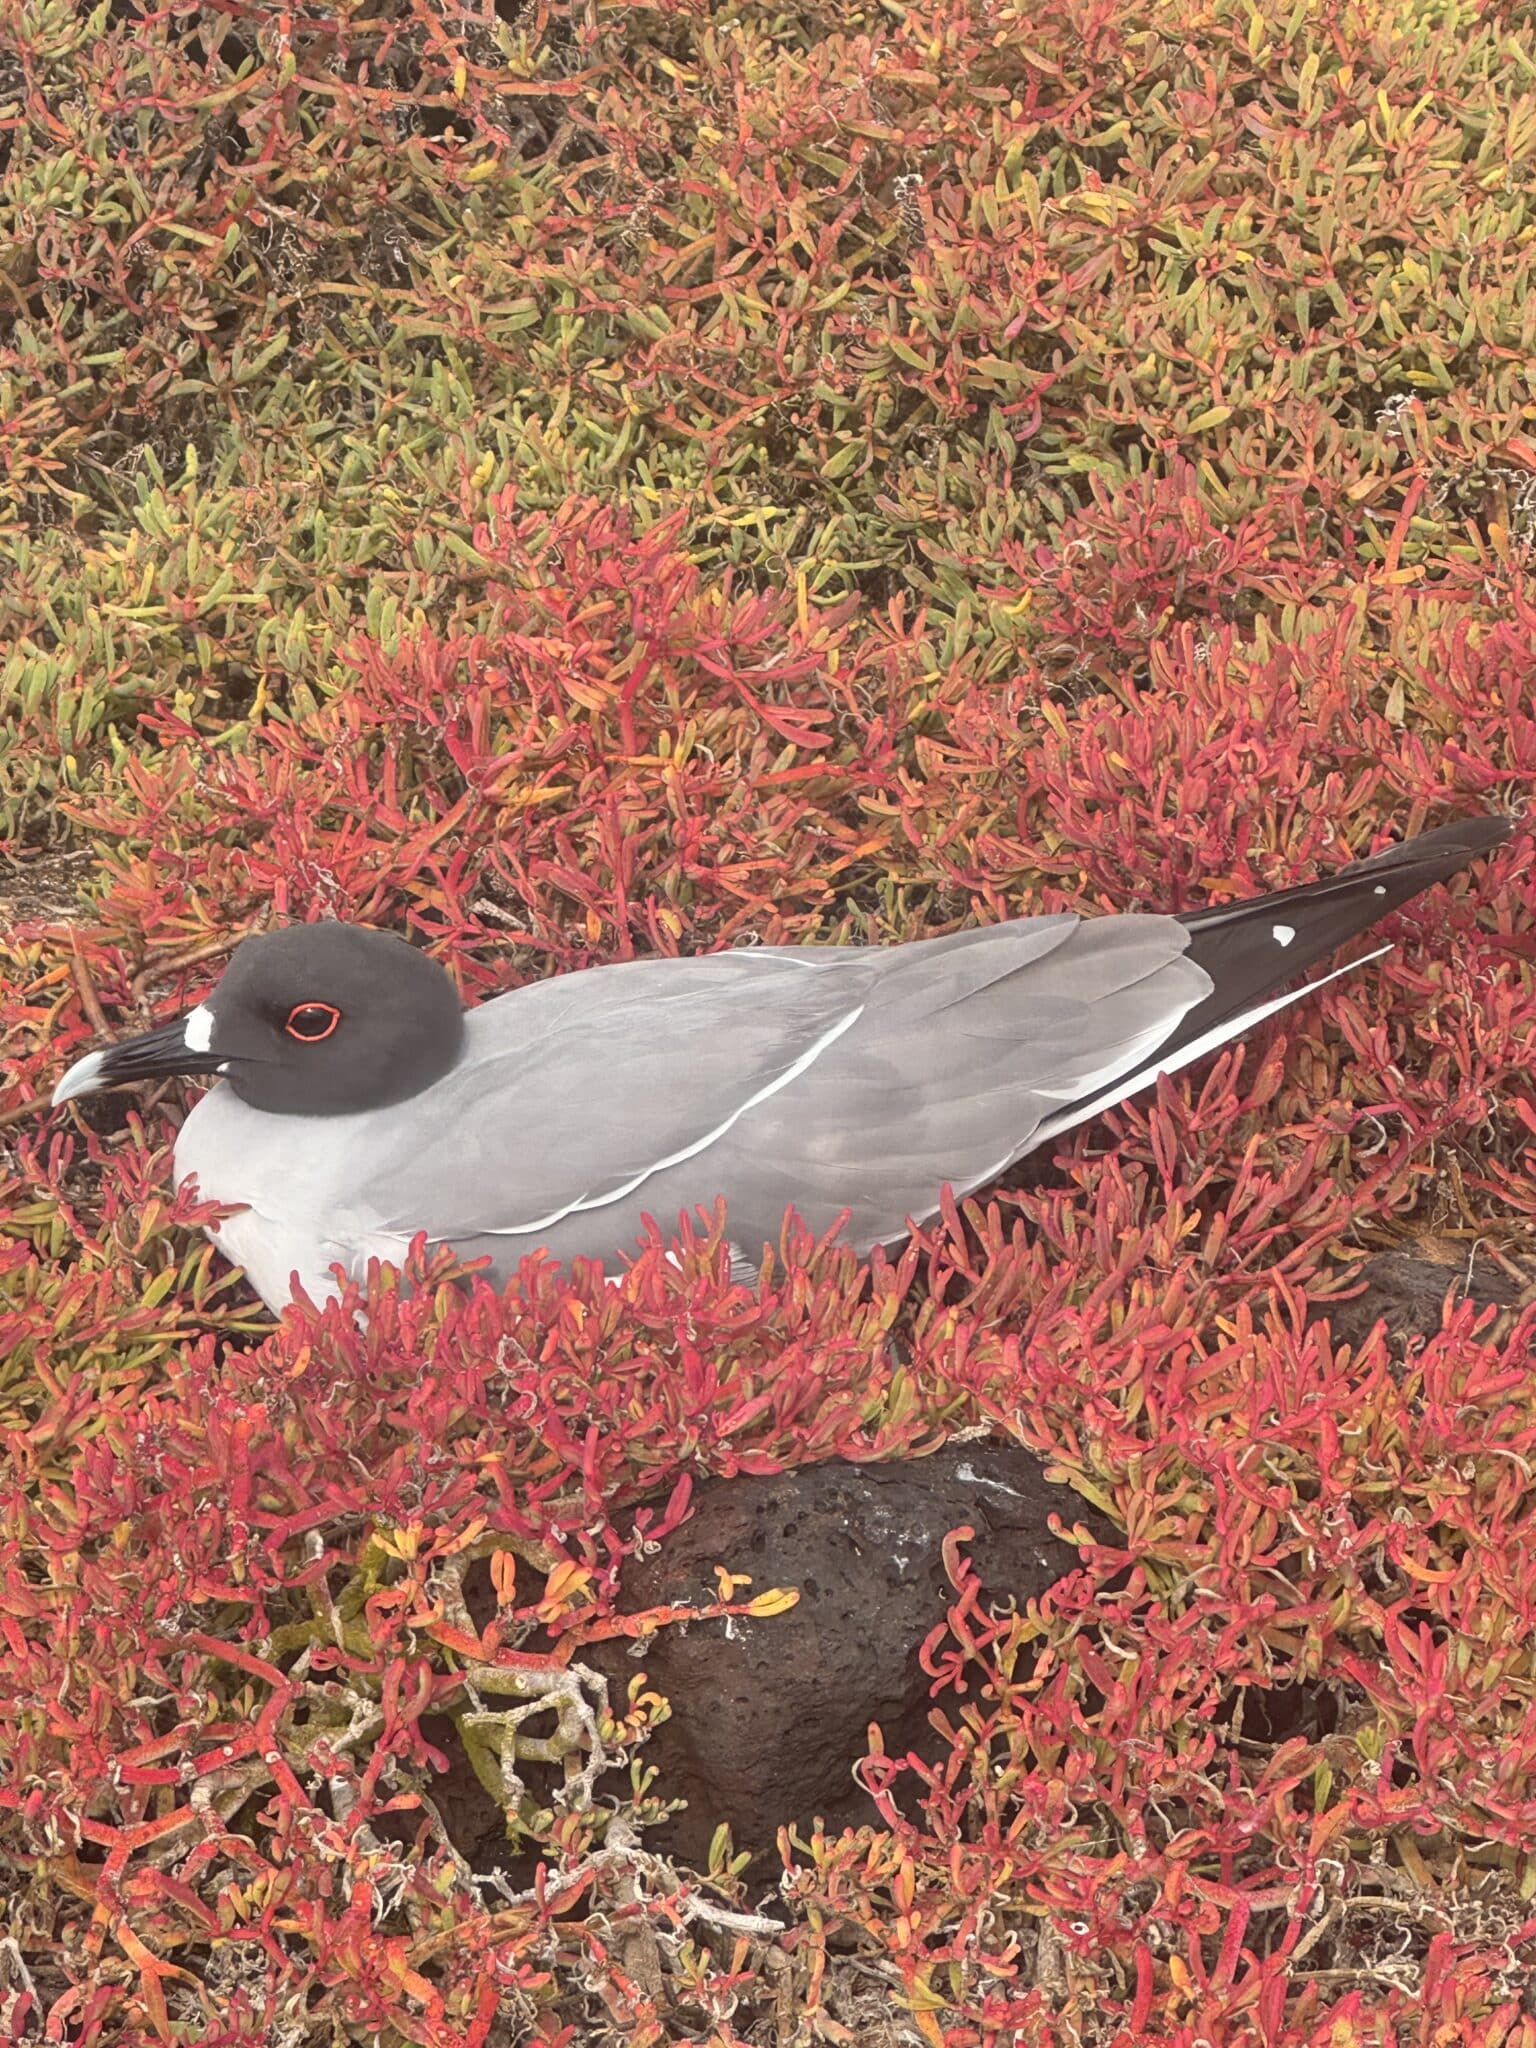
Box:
<box><xmin>52</xmin><ymin>923</ymin><xmax>467</xmax><ymax>1117</ymax></box>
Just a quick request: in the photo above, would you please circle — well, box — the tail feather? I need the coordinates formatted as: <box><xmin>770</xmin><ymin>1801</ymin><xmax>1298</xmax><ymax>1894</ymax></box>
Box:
<box><xmin>1178</xmin><ymin>813</ymin><xmax>1512</xmax><ymax>936</ymax></box>
<box><xmin>1031</xmin><ymin>811</ymin><xmax>1510</xmax><ymax>1146</ymax></box>
<box><xmin>1169</xmin><ymin>812</ymin><xmax>1511</xmax><ymax>1055</ymax></box>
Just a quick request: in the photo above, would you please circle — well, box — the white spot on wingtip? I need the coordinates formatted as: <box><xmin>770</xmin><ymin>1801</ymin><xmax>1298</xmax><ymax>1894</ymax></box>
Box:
<box><xmin>1272</xmin><ymin>923</ymin><xmax>1296</xmax><ymax>947</ymax></box>
<box><xmin>1373</xmin><ymin>884</ymin><xmax>1387</xmax><ymax>896</ymax></box>
<box><xmin>184</xmin><ymin>1003</ymin><xmax>216</xmax><ymax>1053</ymax></box>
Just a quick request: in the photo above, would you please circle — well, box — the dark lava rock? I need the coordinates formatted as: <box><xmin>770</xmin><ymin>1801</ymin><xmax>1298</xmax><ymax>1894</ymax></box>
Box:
<box><xmin>583</xmin><ymin>1444</ymin><xmax>1111</xmax><ymax>1868</ymax></box>
<box><xmin>1308</xmin><ymin>1248</ymin><xmax>1530</xmax><ymax>1357</ymax></box>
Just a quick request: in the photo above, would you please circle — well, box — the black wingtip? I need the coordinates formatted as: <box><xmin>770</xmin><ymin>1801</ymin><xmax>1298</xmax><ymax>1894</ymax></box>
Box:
<box><xmin>1178</xmin><ymin>808</ymin><xmax>1513</xmax><ymax>936</ymax></box>
<box><xmin>1150</xmin><ymin>807</ymin><xmax>1512</xmax><ymax>1084</ymax></box>
<box><xmin>1336</xmin><ymin>809</ymin><xmax>1514</xmax><ymax>878</ymax></box>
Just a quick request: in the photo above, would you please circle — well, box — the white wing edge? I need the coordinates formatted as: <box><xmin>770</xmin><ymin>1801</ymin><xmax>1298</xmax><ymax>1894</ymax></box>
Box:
<box><xmin>479</xmin><ymin>1003</ymin><xmax>868</xmax><ymax>1238</ymax></box>
<box><xmin>1029</xmin><ymin>943</ymin><xmax>1393</xmax><ymax>1147</ymax></box>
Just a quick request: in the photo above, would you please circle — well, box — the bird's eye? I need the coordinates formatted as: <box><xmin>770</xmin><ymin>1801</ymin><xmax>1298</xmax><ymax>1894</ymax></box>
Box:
<box><xmin>284</xmin><ymin>1002</ymin><xmax>342</xmax><ymax>1043</ymax></box>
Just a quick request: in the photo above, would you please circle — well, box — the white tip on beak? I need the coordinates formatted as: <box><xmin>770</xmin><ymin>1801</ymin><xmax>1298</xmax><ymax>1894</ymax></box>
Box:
<box><xmin>51</xmin><ymin>1048</ymin><xmax>111</xmax><ymax>1107</ymax></box>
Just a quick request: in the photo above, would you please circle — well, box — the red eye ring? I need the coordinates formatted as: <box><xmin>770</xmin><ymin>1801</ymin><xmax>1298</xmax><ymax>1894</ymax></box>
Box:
<box><xmin>284</xmin><ymin>1001</ymin><xmax>342</xmax><ymax>1043</ymax></box>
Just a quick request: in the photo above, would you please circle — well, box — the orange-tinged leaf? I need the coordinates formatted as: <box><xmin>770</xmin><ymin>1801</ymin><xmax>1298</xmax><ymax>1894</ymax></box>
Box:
<box><xmin>744</xmin><ymin>1586</ymin><xmax>800</xmax><ymax>1617</ymax></box>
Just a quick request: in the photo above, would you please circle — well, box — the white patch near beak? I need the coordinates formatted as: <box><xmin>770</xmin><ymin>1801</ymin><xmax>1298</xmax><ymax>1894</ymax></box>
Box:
<box><xmin>184</xmin><ymin>1003</ymin><xmax>216</xmax><ymax>1053</ymax></box>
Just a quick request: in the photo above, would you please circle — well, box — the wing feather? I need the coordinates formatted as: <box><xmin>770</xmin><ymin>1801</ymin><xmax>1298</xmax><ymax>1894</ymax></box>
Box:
<box><xmin>340</xmin><ymin>915</ymin><xmax>1210</xmax><ymax>1266</ymax></box>
<box><xmin>354</xmin><ymin>949</ymin><xmax>877</xmax><ymax>1240</ymax></box>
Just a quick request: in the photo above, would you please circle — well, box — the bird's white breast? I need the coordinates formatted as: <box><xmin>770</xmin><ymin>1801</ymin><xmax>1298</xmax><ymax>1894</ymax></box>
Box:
<box><xmin>172</xmin><ymin>1083</ymin><xmax>406</xmax><ymax>1312</ymax></box>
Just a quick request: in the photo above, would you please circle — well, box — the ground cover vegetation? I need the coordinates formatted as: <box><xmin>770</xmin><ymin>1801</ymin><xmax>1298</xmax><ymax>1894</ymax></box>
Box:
<box><xmin>2</xmin><ymin>0</ymin><xmax>1535</xmax><ymax>2038</ymax></box>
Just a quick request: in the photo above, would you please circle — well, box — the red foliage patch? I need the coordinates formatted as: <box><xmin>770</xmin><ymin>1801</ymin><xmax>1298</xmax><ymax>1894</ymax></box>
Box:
<box><xmin>5</xmin><ymin>511</ymin><xmax>1535</xmax><ymax>2042</ymax></box>
<box><xmin>2</xmin><ymin>0</ymin><xmax>1536</xmax><ymax>2038</ymax></box>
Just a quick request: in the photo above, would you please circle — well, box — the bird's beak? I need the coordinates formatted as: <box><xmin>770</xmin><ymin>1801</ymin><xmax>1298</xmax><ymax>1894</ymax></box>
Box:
<box><xmin>51</xmin><ymin>1010</ymin><xmax>227</xmax><ymax>1107</ymax></box>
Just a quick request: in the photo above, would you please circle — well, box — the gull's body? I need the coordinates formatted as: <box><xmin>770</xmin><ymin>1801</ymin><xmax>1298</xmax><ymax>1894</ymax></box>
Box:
<box><xmin>51</xmin><ymin>815</ymin><xmax>1511</xmax><ymax>1313</ymax></box>
<box><xmin>169</xmin><ymin>920</ymin><xmax>1193</xmax><ymax>1308</ymax></box>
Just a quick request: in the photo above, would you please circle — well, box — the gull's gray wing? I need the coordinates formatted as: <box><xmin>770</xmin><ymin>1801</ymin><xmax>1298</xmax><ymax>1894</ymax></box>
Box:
<box><xmin>339</xmin><ymin>912</ymin><xmax>1210</xmax><ymax>1272</ymax></box>
<box><xmin>690</xmin><ymin>912</ymin><xmax>1211</xmax><ymax>1255</ymax></box>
